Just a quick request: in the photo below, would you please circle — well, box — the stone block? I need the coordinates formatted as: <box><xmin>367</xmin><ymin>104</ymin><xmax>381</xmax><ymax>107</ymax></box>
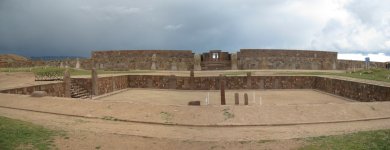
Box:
<box><xmin>31</xmin><ymin>91</ymin><xmax>47</xmax><ymax>97</ymax></box>
<box><xmin>188</xmin><ymin>101</ymin><xmax>201</xmax><ymax>106</ymax></box>
<box><xmin>63</xmin><ymin>69</ymin><xmax>71</xmax><ymax>98</ymax></box>
<box><xmin>235</xmin><ymin>93</ymin><xmax>239</xmax><ymax>105</ymax></box>
<box><xmin>244</xmin><ymin>93</ymin><xmax>249</xmax><ymax>105</ymax></box>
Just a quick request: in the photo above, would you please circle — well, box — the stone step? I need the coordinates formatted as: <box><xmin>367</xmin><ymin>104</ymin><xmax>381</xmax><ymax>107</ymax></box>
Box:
<box><xmin>70</xmin><ymin>82</ymin><xmax>91</xmax><ymax>99</ymax></box>
<box><xmin>71</xmin><ymin>89</ymin><xmax>88</xmax><ymax>93</ymax></box>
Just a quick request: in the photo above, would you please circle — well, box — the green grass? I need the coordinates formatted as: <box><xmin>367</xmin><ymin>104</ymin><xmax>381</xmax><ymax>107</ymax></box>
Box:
<box><xmin>222</xmin><ymin>108</ymin><xmax>234</xmax><ymax>120</ymax></box>
<box><xmin>340</xmin><ymin>68</ymin><xmax>390</xmax><ymax>82</ymax></box>
<box><xmin>0</xmin><ymin>116</ymin><xmax>61</xmax><ymax>150</ymax></box>
<box><xmin>282</xmin><ymin>68</ymin><xmax>390</xmax><ymax>83</ymax></box>
<box><xmin>160</xmin><ymin>112</ymin><xmax>174</xmax><ymax>123</ymax></box>
<box><xmin>300</xmin><ymin>129</ymin><xmax>390</xmax><ymax>150</ymax></box>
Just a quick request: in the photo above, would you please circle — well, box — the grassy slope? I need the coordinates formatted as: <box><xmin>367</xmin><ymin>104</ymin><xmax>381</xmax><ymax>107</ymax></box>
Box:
<box><xmin>300</xmin><ymin>129</ymin><xmax>390</xmax><ymax>150</ymax></box>
<box><xmin>1</xmin><ymin>67</ymin><xmax>389</xmax><ymax>82</ymax></box>
<box><xmin>280</xmin><ymin>68</ymin><xmax>390</xmax><ymax>83</ymax></box>
<box><xmin>0</xmin><ymin>116</ymin><xmax>60</xmax><ymax>150</ymax></box>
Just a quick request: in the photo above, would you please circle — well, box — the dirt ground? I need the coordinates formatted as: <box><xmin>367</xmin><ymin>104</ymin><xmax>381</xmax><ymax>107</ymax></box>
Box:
<box><xmin>98</xmin><ymin>89</ymin><xmax>350</xmax><ymax>106</ymax></box>
<box><xmin>0</xmin><ymin>72</ymin><xmax>60</xmax><ymax>90</ymax></box>
<box><xmin>1</xmin><ymin>71</ymin><xmax>390</xmax><ymax>149</ymax></box>
<box><xmin>1</xmin><ymin>105</ymin><xmax>390</xmax><ymax>150</ymax></box>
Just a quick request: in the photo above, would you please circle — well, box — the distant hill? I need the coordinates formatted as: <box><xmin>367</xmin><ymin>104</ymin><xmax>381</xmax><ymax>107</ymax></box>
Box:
<box><xmin>0</xmin><ymin>54</ymin><xmax>29</xmax><ymax>63</ymax></box>
<box><xmin>29</xmin><ymin>56</ymin><xmax>87</xmax><ymax>61</ymax></box>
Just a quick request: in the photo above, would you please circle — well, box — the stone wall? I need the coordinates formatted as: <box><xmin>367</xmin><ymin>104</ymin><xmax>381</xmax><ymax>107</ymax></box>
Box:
<box><xmin>127</xmin><ymin>75</ymin><xmax>390</xmax><ymax>102</ymax></box>
<box><xmin>3</xmin><ymin>49</ymin><xmax>388</xmax><ymax>71</ymax></box>
<box><xmin>237</xmin><ymin>49</ymin><xmax>338</xmax><ymax>70</ymax></box>
<box><xmin>337</xmin><ymin>59</ymin><xmax>386</xmax><ymax>70</ymax></box>
<box><xmin>128</xmin><ymin>75</ymin><xmax>316</xmax><ymax>90</ymax></box>
<box><xmin>98</xmin><ymin>76</ymin><xmax>129</xmax><ymax>95</ymax></box>
<box><xmin>314</xmin><ymin>77</ymin><xmax>390</xmax><ymax>102</ymax></box>
<box><xmin>201</xmin><ymin>50</ymin><xmax>231</xmax><ymax>70</ymax></box>
<box><xmin>92</xmin><ymin>50</ymin><xmax>194</xmax><ymax>71</ymax></box>
<box><xmin>0</xmin><ymin>82</ymin><xmax>65</xmax><ymax>97</ymax></box>
<box><xmin>2</xmin><ymin>74</ymin><xmax>390</xmax><ymax>102</ymax></box>
<box><xmin>71</xmin><ymin>78</ymin><xmax>92</xmax><ymax>93</ymax></box>
<box><xmin>71</xmin><ymin>76</ymin><xmax>129</xmax><ymax>96</ymax></box>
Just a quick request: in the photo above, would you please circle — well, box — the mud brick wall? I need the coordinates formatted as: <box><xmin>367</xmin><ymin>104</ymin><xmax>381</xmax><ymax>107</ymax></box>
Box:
<box><xmin>92</xmin><ymin>50</ymin><xmax>194</xmax><ymax>71</ymax></box>
<box><xmin>337</xmin><ymin>60</ymin><xmax>386</xmax><ymax>70</ymax></box>
<box><xmin>237</xmin><ymin>49</ymin><xmax>338</xmax><ymax>70</ymax></box>
<box><xmin>314</xmin><ymin>77</ymin><xmax>390</xmax><ymax>102</ymax></box>
<box><xmin>0</xmin><ymin>82</ymin><xmax>66</xmax><ymax>97</ymax></box>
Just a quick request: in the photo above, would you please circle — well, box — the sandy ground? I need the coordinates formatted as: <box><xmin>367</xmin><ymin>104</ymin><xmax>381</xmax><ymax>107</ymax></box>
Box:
<box><xmin>1</xmin><ymin>71</ymin><xmax>390</xmax><ymax>149</ymax></box>
<box><xmin>97</xmin><ymin>89</ymin><xmax>350</xmax><ymax>106</ymax></box>
<box><xmin>1</xmin><ymin>105</ymin><xmax>390</xmax><ymax>149</ymax></box>
<box><xmin>0</xmin><ymin>72</ymin><xmax>60</xmax><ymax>90</ymax></box>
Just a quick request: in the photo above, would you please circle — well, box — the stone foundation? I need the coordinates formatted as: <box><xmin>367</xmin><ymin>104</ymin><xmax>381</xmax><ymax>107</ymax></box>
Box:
<box><xmin>2</xmin><ymin>75</ymin><xmax>389</xmax><ymax>102</ymax></box>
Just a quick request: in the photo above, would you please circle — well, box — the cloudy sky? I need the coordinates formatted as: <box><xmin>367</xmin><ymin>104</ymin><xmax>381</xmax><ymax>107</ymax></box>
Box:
<box><xmin>0</xmin><ymin>0</ymin><xmax>389</xmax><ymax>61</ymax></box>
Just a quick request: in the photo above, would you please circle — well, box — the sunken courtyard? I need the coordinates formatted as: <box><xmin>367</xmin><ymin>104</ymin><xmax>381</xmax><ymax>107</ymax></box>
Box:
<box><xmin>1</xmin><ymin>49</ymin><xmax>390</xmax><ymax>149</ymax></box>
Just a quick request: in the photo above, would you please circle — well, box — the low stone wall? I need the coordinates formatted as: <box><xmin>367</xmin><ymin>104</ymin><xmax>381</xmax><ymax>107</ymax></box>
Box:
<box><xmin>128</xmin><ymin>75</ymin><xmax>316</xmax><ymax>90</ymax></box>
<box><xmin>337</xmin><ymin>60</ymin><xmax>386</xmax><ymax>70</ymax></box>
<box><xmin>128</xmin><ymin>75</ymin><xmax>390</xmax><ymax>102</ymax></box>
<box><xmin>2</xmin><ymin>74</ymin><xmax>389</xmax><ymax>102</ymax></box>
<box><xmin>0</xmin><ymin>82</ymin><xmax>65</xmax><ymax>97</ymax></box>
<box><xmin>72</xmin><ymin>76</ymin><xmax>128</xmax><ymax>96</ymax></box>
<box><xmin>98</xmin><ymin>76</ymin><xmax>129</xmax><ymax>95</ymax></box>
<box><xmin>314</xmin><ymin>77</ymin><xmax>390</xmax><ymax>102</ymax></box>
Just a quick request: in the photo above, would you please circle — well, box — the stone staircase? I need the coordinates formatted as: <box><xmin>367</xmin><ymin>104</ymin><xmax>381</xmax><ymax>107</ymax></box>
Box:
<box><xmin>70</xmin><ymin>79</ymin><xmax>91</xmax><ymax>99</ymax></box>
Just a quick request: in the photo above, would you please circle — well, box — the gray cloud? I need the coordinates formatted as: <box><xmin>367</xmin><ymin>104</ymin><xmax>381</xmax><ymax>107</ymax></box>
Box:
<box><xmin>0</xmin><ymin>0</ymin><xmax>389</xmax><ymax>57</ymax></box>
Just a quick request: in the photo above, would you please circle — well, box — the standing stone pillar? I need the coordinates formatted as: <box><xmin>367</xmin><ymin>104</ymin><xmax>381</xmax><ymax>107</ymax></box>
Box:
<box><xmin>75</xmin><ymin>58</ymin><xmax>80</xmax><ymax>69</ymax></box>
<box><xmin>194</xmin><ymin>54</ymin><xmax>201</xmax><ymax>71</ymax></box>
<box><xmin>220</xmin><ymin>75</ymin><xmax>226</xmax><ymax>105</ymax></box>
<box><xmin>65</xmin><ymin>61</ymin><xmax>69</xmax><ymax>68</ymax></box>
<box><xmin>231</xmin><ymin>53</ymin><xmax>238</xmax><ymax>70</ymax></box>
<box><xmin>190</xmin><ymin>69</ymin><xmax>194</xmax><ymax>78</ymax></box>
<box><xmin>189</xmin><ymin>69</ymin><xmax>195</xmax><ymax>89</ymax></box>
<box><xmin>171</xmin><ymin>62</ymin><xmax>177</xmax><ymax>71</ymax></box>
<box><xmin>169</xmin><ymin>75</ymin><xmax>177</xmax><ymax>89</ymax></box>
<box><xmin>151</xmin><ymin>54</ymin><xmax>157</xmax><ymax>70</ymax></box>
<box><xmin>60</xmin><ymin>61</ymin><xmax>64</xmax><ymax>68</ymax></box>
<box><xmin>91</xmin><ymin>68</ymin><xmax>99</xmax><ymax>96</ymax></box>
<box><xmin>234</xmin><ymin>93</ymin><xmax>239</xmax><ymax>105</ymax></box>
<box><xmin>246</xmin><ymin>72</ymin><xmax>252</xmax><ymax>89</ymax></box>
<box><xmin>64</xmin><ymin>69</ymin><xmax>71</xmax><ymax>98</ymax></box>
<box><xmin>244</xmin><ymin>93</ymin><xmax>249</xmax><ymax>105</ymax></box>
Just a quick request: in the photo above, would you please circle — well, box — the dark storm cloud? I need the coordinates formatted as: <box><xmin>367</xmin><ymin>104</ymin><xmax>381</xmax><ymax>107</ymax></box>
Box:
<box><xmin>0</xmin><ymin>0</ymin><xmax>389</xmax><ymax>58</ymax></box>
